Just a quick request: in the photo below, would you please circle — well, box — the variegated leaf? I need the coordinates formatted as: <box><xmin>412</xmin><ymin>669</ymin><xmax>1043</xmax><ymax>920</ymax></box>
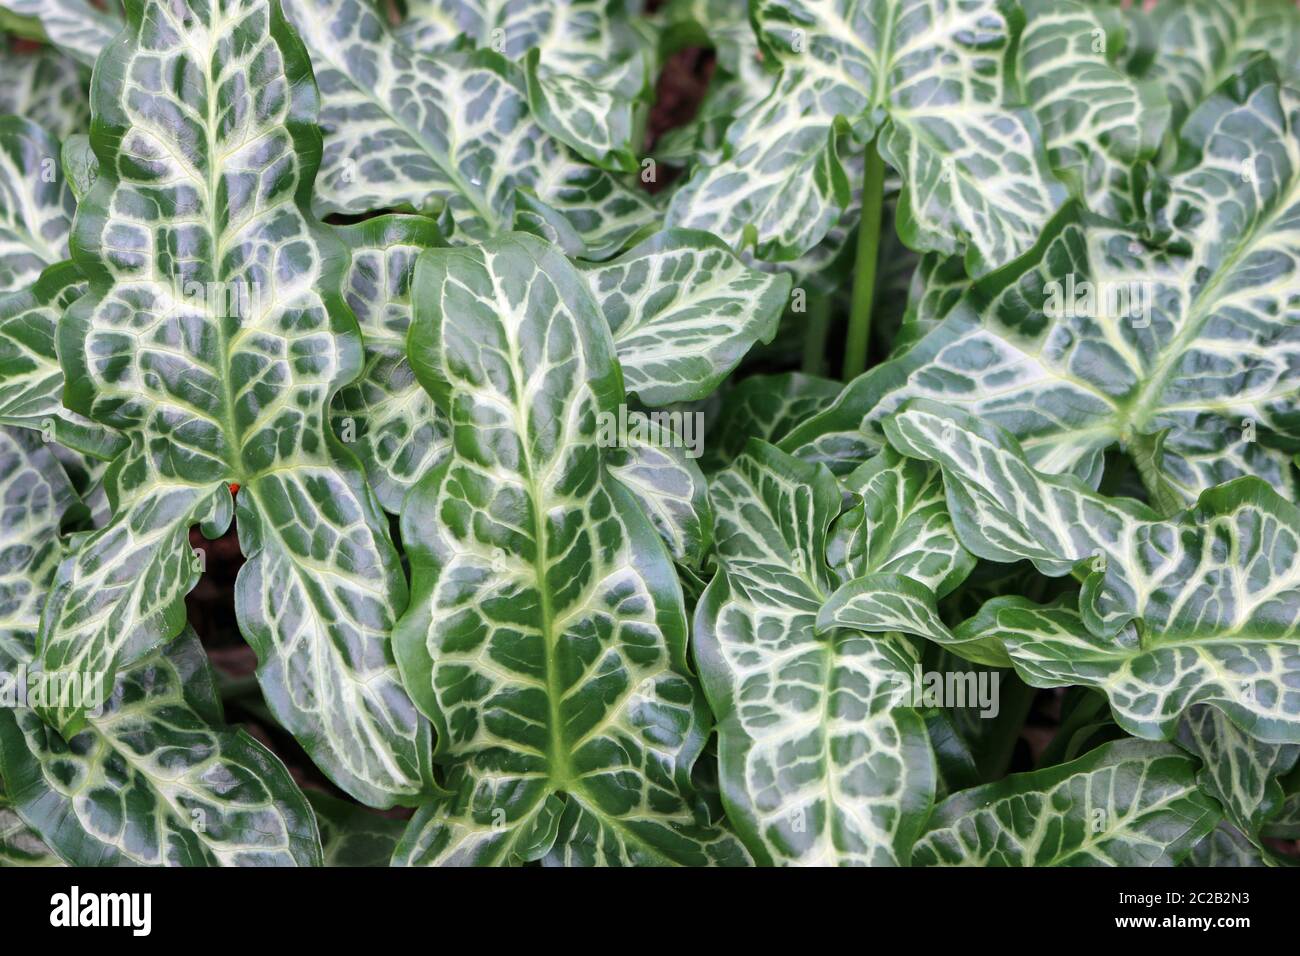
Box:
<box><xmin>331</xmin><ymin>216</ymin><xmax>451</xmax><ymax>515</ymax></box>
<box><xmin>0</xmin><ymin>629</ymin><xmax>324</xmax><ymax>866</ymax></box>
<box><xmin>1177</xmin><ymin>703</ymin><xmax>1300</xmax><ymax>843</ymax></box>
<box><xmin>0</xmin><ymin>46</ymin><xmax>89</xmax><ymax>139</ymax></box>
<box><xmin>0</xmin><ymin>790</ymin><xmax>62</xmax><ymax>866</ymax></box>
<box><xmin>886</xmin><ymin>402</ymin><xmax>1300</xmax><ymax>745</ymax></box>
<box><xmin>695</xmin><ymin>440</ymin><xmax>935</xmax><ymax>865</ymax></box>
<box><xmin>308</xmin><ymin>790</ymin><xmax>405</xmax><ymax>866</ymax></box>
<box><xmin>1185</xmin><ymin>822</ymin><xmax>1272</xmax><ymax>867</ymax></box>
<box><xmin>398</xmin><ymin>0</ymin><xmax>652</xmax><ymax>171</ymax></box>
<box><xmin>698</xmin><ymin>372</ymin><xmax>839</xmax><ymax>473</ymax></box>
<box><xmin>0</xmin><ymin>424</ymin><xmax>321</xmax><ymax>867</ymax></box>
<box><xmin>0</xmin><ymin>0</ymin><xmax>122</xmax><ymax>68</ymax></box>
<box><xmin>280</xmin><ymin>0</ymin><xmax>657</xmax><ymax>259</ymax></box>
<box><xmin>0</xmin><ymin>261</ymin><xmax>124</xmax><ymax>459</ymax></box>
<box><xmin>1016</xmin><ymin>0</ymin><xmax>1166</xmax><ymax>223</ymax></box>
<box><xmin>38</xmin><ymin>0</ymin><xmax>433</xmax><ymax>809</ymax></box>
<box><xmin>1144</xmin><ymin>0</ymin><xmax>1300</xmax><ymax>129</ymax></box>
<box><xmin>913</xmin><ymin>739</ymin><xmax>1221</xmax><ymax>866</ymax></box>
<box><xmin>581</xmin><ymin>229</ymin><xmax>791</xmax><ymax>405</ymax></box>
<box><xmin>604</xmin><ymin>417</ymin><xmax>711</xmax><ymax>568</ymax></box>
<box><xmin>395</xmin><ymin>233</ymin><xmax>748</xmax><ymax>865</ymax></box>
<box><xmin>667</xmin><ymin>0</ymin><xmax>1067</xmax><ymax>271</ymax></box>
<box><xmin>882</xmin><ymin>400</ymin><xmax>1158</xmax><ymax>580</ymax></box>
<box><xmin>523</xmin><ymin>48</ymin><xmax>639</xmax><ymax>173</ymax></box>
<box><xmin>788</xmin><ymin>63</ymin><xmax>1300</xmax><ymax>500</ymax></box>
<box><xmin>827</xmin><ymin>447</ymin><xmax>974</xmax><ymax>597</ymax></box>
<box><xmin>0</xmin><ymin>117</ymin><xmax>73</xmax><ymax>294</ymax></box>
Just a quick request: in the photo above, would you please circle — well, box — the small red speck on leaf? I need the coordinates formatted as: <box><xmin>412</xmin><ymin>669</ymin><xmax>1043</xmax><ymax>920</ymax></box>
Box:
<box><xmin>228</xmin><ymin>482</ymin><xmax>240</xmax><ymax>494</ymax></box>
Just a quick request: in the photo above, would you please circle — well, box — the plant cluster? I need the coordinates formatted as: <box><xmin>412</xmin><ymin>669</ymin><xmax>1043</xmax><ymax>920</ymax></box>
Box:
<box><xmin>0</xmin><ymin>0</ymin><xmax>1298</xmax><ymax>868</ymax></box>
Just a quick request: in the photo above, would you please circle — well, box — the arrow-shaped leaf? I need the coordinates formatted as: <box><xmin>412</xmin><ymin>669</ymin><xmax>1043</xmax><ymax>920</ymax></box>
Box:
<box><xmin>395</xmin><ymin>233</ymin><xmax>748</xmax><ymax>865</ymax></box>
<box><xmin>38</xmin><ymin>0</ymin><xmax>433</xmax><ymax>809</ymax></box>
<box><xmin>695</xmin><ymin>440</ymin><xmax>935</xmax><ymax>865</ymax></box>
<box><xmin>913</xmin><ymin>739</ymin><xmax>1221</xmax><ymax>866</ymax></box>
<box><xmin>667</xmin><ymin>0</ymin><xmax>1067</xmax><ymax>271</ymax></box>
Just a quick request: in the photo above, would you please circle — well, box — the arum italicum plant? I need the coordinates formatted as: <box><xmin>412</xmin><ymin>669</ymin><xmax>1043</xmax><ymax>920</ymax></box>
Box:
<box><xmin>0</xmin><ymin>0</ymin><xmax>1297</xmax><ymax>870</ymax></box>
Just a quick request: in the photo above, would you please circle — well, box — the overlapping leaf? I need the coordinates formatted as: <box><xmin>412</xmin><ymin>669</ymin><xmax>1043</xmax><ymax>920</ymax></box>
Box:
<box><xmin>331</xmin><ymin>216</ymin><xmax>451</xmax><ymax>514</ymax></box>
<box><xmin>913</xmin><ymin>739</ymin><xmax>1220</xmax><ymax>866</ymax></box>
<box><xmin>0</xmin><ymin>117</ymin><xmax>73</xmax><ymax>294</ymax></box>
<box><xmin>883</xmin><ymin>402</ymin><xmax>1300</xmax><ymax>746</ymax></box>
<box><xmin>787</xmin><ymin>63</ymin><xmax>1300</xmax><ymax>501</ymax></box>
<box><xmin>581</xmin><ymin>229</ymin><xmax>791</xmax><ymax>405</ymax></box>
<box><xmin>1143</xmin><ymin>0</ymin><xmax>1300</xmax><ymax>129</ymax></box>
<box><xmin>0</xmin><ymin>46</ymin><xmax>89</xmax><ymax>139</ymax></box>
<box><xmin>398</xmin><ymin>0</ymin><xmax>651</xmax><ymax>170</ymax></box>
<box><xmin>0</xmin><ymin>790</ymin><xmax>61</xmax><ymax>866</ymax></box>
<box><xmin>308</xmin><ymin>790</ymin><xmax>405</xmax><ymax>866</ymax></box>
<box><xmin>695</xmin><ymin>440</ymin><xmax>935</xmax><ymax>865</ymax></box>
<box><xmin>394</xmin><ymin>233</ymin><xmax>748</xmax><ymax>865</ymax></box>
<box><xmin>38</xmin><ymin>0</ymin><xmax>433</xmax><ymax>809</ymax></box>
<box><xmin>667</xmin><ymin>0</ymin><xmax>1067</xmax><ymax>271</ymax></box>
<box><xmin>0</xmin><ymin>262</ymin><xmax>123</xmax><ymax>458</ymax></box>
<box><xmin>698</xmin><ymin>372</ymin><xmax>840</xmax><ymax>472</ymax></box>
<box><xmin>1016</xmin><ymin>0</ymin><xmax>1166</xmax><ymax>223</ymax></box>
<box><xmin>0</xmin><ymin>425</ymin><xmax>321</xmax><ymax>867</ymax></box>
<box><xmin>0</xmin><ymin>0</ymin><xmax>122</xmax><ymax>67</ymax></box>
<box><xmin>1177</xmin><ymin>704</ymin><xmax>1299</xmax><ymax>846</ymax></box>
<box><xmin>280</xmin><ymin>0</ymin><xmax>656</xmax><ymax>258</ymax></box>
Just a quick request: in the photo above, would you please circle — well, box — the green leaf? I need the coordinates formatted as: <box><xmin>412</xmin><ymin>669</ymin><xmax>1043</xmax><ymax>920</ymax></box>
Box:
<box><xmin>0</xmin><ymin>425</ymin><xmax>321</xmax><ymax>867</ymax></box>
<box><xmin>38</xmin><ymin>0</ymin><xmax>432</xmax><ymax>808</ymax></box>
<box><xmin>0</xmin><ymin>783</ymin><xmax>62</xmax><ymax>866</ymax></box>
<box><xmin>887</xmin><ymin>402</ymin><xmax>1300</xmax><ymax>745</ymax></box>
<box><xmin>0</xmin><ymin>45</ymin><xmax>90</xmax><ymax>139</ymax></box>
<box><xmin>280</xmin><ymin>0</ymin><xmax>657</xmax><ymax>258</ymax></box>
<box><xmin>695</xmin><ymin>440</ymin><xmax>934</xmax><ymax>865</ymax></box>
<box><xmin>882</xmin><ymin>400</ymin><xmax>1157</xmax><ymax>580</ymax></box>
<box><xmin>699</xmin><ymin>372</ymin><xmax>840</xmax><ymax>473</ymax></box>
<box><xmin>0</xmin><ymin>116</ymin><xmax>73</xmax><ymax>294</ymax></box>
<box><xmin>0</xmin><ymin>425</ymin><xmax>76</xmax><ymax>665</ymax></box>
<box><xmin>0</xmin><ymin>0</ymin><xmax>122</xmax><ymax>68</ymax></box>
<box><xmin>1144</xmin><ymin>0</ymin><xmax>1300</xmax><ymax>130</ymax></box>
<box><xmin>1184</xmin><ymin>822</ymin><xmax>1272</xmax><ymax>867</ymax></box>
<box><xmin>1017</xmin><ymin>0</ymin><xmax>1166</xmax><ymax>223</ymax></box>
<box><xmin>308</xmin><ymin>790</ymin><xmax>405</xmax><ymax>866</ymax></box>
<box><xmin>396</xmin><ymin>233</ymin><xmax>748</xmax><ymax>866</ymax></box>
<box><xmin>523</xmin><ymin>47</ymin><xmax>638</xmax><ymax>173</ymax></box>
<box><xmin>0</xmin><ymin>261</ymin><xmax>125</xmax><ymax>459</ymax></box>
<box><xmin>604</xmin><ymin>417</ymin><xmax>711</xmax><ymax>569</ymax></box>
<box><xmin>331</xmin><ymin>216</ymin><xmax>451</xmax><ymax>515</ymax></box>
<box><xmin>59</xmin><ymin>133</ymin><xmax>97</xmax><ymax>204</ymax></box>
<box><xmin>794</xmin><ymin>62</ymin><xmax>1300</xmax><ymax>500</ymax></box>
<box><xmin>913</xmin><ymin>739</ymin><xmax>1221</xmax><ymax>866</ymax></box>
<box><xmin>398</xmin><ymin>0</ymin><xmax>651</xmax><ymax>92</ymax></box>
<box><xmin>581</xmin><ymin>229</ymin><xmax>791</xmax><ymax>405</ymax></box>
<box><xmin>667</xmin><ymin>0</ymin><xmax>1067</xmax><ymax>271</ymax></box>
<box><xmin>1176</xmin><ymin>704</ymin><xmax>1299</xmax><ymax>843</ymax></box>
<box><xmin>827</xmin><ymin>447</ymin><xmax>975</xmax><ymax>597</ymax></box>
<box><xmin>0</xmin><ymin>629</ymin><xmax>324</xmax><ymax>867</ymax></box>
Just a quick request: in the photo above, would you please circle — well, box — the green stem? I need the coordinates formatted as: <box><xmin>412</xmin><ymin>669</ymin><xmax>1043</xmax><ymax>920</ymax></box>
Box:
<box><xmin>801</xmin><ymin>294</ymin><xmax>831</xmax><ymax>375</ymax></box>
<box><xmin>842</xmin><ymin>139</ymin><xmax>886</xmax><ymax>380</ymax></box>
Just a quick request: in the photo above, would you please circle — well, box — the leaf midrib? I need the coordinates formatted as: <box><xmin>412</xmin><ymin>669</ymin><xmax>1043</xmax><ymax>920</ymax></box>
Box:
<box><xmin>1125</xmin><ymin>171</ymin><xmax>1300</xmax><ymax>437</ymax></box>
